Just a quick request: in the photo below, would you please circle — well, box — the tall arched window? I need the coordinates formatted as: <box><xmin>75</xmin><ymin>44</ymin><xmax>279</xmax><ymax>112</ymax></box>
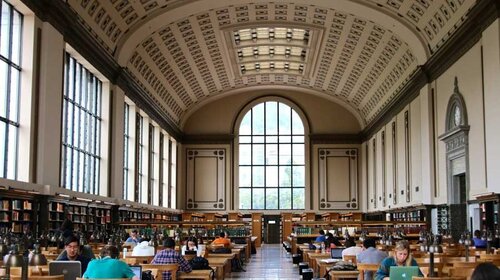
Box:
<box><xmin>238</xmin><ymin>101</ymin><xmax>305</xmax><ymax>210</ymax></box>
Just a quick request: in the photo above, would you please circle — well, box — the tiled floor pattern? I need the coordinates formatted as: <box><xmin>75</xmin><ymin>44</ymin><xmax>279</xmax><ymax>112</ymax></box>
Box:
<box><xmin>224</xmin><ymin>243</ymin><xmax>299</xmax><ymax>280</ymax></box>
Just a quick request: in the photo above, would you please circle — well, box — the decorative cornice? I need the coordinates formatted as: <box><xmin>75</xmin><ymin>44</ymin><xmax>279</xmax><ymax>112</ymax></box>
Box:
<box><xmin>182</xmin><ymin>134</ymin><xmax>235</xmax><ymax>144</ymax></box>
<box><xmin>309</xmin><ymin>134</ymin><xmax>362</xmax><ymax>144</ymax></box>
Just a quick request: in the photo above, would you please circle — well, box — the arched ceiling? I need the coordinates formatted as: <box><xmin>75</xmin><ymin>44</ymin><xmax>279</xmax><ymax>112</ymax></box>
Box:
<box><xmin>66</xmin><ymin>0</ymin><xmax>476</xmax><ymax>130</ymax></box>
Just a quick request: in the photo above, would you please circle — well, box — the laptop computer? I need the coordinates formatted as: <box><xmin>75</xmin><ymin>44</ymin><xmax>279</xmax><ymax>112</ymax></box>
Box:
<box><xmin>330</xmin><ymin>247</ymin><xmax>344</xmax><ymax>260</ymax></box>
<box><xmin>49</xmin><ymin>261</ymin><xmax>82</xmax><ymax>280</ymax></box>
<box><xmin>389</xmin><ymin>266</ymin><xmax>420</xmax><ymax>280</ymax></box>
<box><xmin>129</xmin><ymin>265</ymin><xmax>142</xmax><ymax>280</ymax></box>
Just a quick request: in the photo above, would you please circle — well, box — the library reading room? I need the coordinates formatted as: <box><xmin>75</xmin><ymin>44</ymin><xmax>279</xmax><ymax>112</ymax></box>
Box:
<box><xmin>1</xmin><ymin>0</ymin><xmax>500</xmax><ymax>279</ymax></box>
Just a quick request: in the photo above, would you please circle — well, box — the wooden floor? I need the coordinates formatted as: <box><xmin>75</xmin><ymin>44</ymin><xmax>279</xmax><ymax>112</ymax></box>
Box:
<box><xmin>225</xmin><ymin>244</ymin><xmax>299</xmax><ymax>280</ymax></box>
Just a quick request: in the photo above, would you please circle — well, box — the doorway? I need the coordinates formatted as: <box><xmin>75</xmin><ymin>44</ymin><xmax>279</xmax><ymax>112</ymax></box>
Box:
<box><xmin>449</xmin><ymin>173</ymin><xmax>467</xmax><ymax>240</ymax></box>
<box><xmin>263</xmin><ymin>215</ymin><xmax>281</xmax><ymax>244</ymax></box>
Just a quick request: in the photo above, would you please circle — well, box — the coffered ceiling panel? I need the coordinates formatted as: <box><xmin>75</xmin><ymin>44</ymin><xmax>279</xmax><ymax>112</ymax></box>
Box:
<box><xmin>65</xmin><ymin>0</ymin><xmax>477</xmax><ymax>129</ymax></box>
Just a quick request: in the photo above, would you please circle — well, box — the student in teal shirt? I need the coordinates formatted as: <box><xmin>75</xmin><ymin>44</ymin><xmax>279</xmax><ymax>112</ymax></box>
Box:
<box><xmin>83</xmin><ymin>245</ymin><xmax>138</xmax><ymax>279</ymax></box>
<box><xmin>375</xmin><ymin>240</ymin><xmax>423</xmax><ymax>280</ymax></box>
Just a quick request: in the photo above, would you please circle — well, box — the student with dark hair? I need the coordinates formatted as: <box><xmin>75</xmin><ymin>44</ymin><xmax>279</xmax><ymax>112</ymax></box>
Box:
<box><xmin>471</xmin><ymin>262</ymin><xmax>500</xmax><ymax>280</ymax></box>
<box><xmin>356</xmin><ymin>238</ymin><xmax>387</xmax><ymax>280</ymax></box>
<box><xmin>56</xmin><ymin>235</ymin><xmax>92</xmax><ymax>274</ymax></box>
<box><xmin>83</xmin><ymin>245</ymin><xmax>138</xmax><ymax>279</ymax></box>
<box><xmin>125</xmin><ymin>229</ymin><xmax>141</xmax><ymax>245</ymax></box>
<box><xmin>324</xmin><ymin>232</ymin><xmax>342</xmax><ymax>250</ymax></box>
<box><xmin>341</xmin><ymin>237</ymin><xmax>363</xmax><ymax>258</ymax></box>
<box><xmin>181</xmin><ymin>236</ymin><xmax>199</xmax><ymax>255</ymax></box>
<box><xmin>472</xmin><ymin>230</ymin><xmax>487</xmax><ymax>248</ymax></box>
<box><xmin>151</xmin><ymin>237</ymin><xmax>192</xmax><ymax>280</ymax></box>
<box><xmin>211</xmin><ymin>231</ymin><xmax>232</xmax><ymax>248</ymax></box>
<box><xmin>315</xmin><ymin>229</ymin><xmax>326</xmax><ymax>243</ymax></box>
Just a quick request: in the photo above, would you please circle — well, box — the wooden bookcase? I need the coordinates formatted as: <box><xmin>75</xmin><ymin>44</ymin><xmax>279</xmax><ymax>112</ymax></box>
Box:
<box><xmin>0</xmin><ymin>189</ymin><xmax>39</xmax><ymax>234</ymax></box>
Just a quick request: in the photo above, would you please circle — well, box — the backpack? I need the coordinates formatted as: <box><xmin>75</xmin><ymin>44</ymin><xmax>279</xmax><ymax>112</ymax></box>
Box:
<box><xmin>189</xmin><ymin>256</ymin><xmax>210</xmax><ymax>270</ymax></box>
<box><xmin>189</xmin><ymin>257</ymin><xmax>215</xmax><ymax>280</ymax></box>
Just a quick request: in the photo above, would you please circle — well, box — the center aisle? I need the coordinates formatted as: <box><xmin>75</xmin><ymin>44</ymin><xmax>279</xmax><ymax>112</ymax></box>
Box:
<box><xmin>224</xmin><ymin>244</ymin><xmax>297</xmax><ymax>280</ymax></box>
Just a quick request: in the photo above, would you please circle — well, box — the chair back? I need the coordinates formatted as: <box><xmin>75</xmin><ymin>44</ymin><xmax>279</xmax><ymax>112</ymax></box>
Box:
<box><xmin>452</xmin><ymin>262</ymin><xmax>478</xmax><ymax>268</ymax></box>
<box><xmin>356</xmin><ymin>263</ymin><xmax>379</xmax><ymax>280</ymax></box>
<box><xmin>418</xmin><ymin>262</ymin><xmax>445</xmax><ymax>277</ymax></box>
<box><xmin>11</xmin><ymin>275</ymin><xmax>64</xmax><ymax>280</ymax></box>
<box><xmin>140</xmin><ymin>263</ymin><xmax>179</xmax><ymax>280</ymax></box>
<box><xmin>449</xmin><ymin>267</ymin><xmax>475</xmax><ymax>280</ymax></box>
<box><xmin>343</xmin><ymin>255</ymin><xmax>357</xmax><ymax>264</ymax></box>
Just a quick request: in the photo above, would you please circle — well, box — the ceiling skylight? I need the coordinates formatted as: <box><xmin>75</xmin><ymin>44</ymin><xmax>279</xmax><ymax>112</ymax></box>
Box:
<box><xmin>233</xmin><ymin>27</ymin><xmax>310</xmax><ymax>75</ymax></box>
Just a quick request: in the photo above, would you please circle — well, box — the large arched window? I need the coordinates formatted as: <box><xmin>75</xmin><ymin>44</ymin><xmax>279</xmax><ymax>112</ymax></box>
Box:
<box><xmin>238</xmin><ymin>101</ymin><xmax>305</xmax><ymax>210</ymax></box>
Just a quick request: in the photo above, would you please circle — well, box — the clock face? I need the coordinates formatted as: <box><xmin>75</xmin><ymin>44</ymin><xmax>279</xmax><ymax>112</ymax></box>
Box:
<box><xmin>454</xmin><ymin>106</ymin><xmax>461</xmax><ymax>126</ymax></box>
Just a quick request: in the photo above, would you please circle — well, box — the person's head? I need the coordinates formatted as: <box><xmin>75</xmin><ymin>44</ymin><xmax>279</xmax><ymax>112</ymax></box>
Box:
<box><xmin>163</xmin><ymin>237</ymin><xmax>175</xmax><ymax>249</ymax></box>
<box><xmin>319</xmin><ymin>230</ymin><xmax>325</xmax><ymax>236</ymax></box>
<box><xmin>325</xmin><ymin>232</ymin><xmax>334</xmax><ymax>240</ymax></box>
<box><xmin>187</xmin><ymin>237</ymin><xmax>198</xmax><ymax>249</ymax></box>
<box><xmin>471</xmin><ymin>262</ymin><xmax>500</xmax><ymax>280</ymax></box>
<box><xmin>474</xmin><ymin>230</ymin><xmax>481</xmax><ymax>238</ymax></box>
<box><xmin>64</xmin><ymin>235</ymin><xmax>80</xmax><ymax>259</ymax></box>
<box><xmin>344</xmin><ymin>237</ymin><xmax>356</xmax><ymax>248</ymax></box>
<box><xmin>100</xmin><ymin>245</ymin><xmax>119</xmax><ymax>259</ymax></box>
<box><xmin>130</xmin><ymin>230</ymin><xmax>138</xmax><ymax>238</ymax></box>
<box><xmin>393</xmin><ymin>240</ymin><xmax>411</xmax><ymax>266</ymax></box>
<box><xmin>219</xmin><ymin>231</ymin><xmax>228</xmax><ymax>238</ymax></box>
<box><xmin>362</xmin><ymin>238</ymin><xmax>376</xmax><ymax>249</ymax></box>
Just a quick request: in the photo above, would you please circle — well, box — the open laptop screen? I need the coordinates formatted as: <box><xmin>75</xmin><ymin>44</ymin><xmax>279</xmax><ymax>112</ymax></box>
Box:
<box><xmin>389</xmin><ymin>266</ymin><xmax>420</xmax><ymax>280</ymax></box>
<box><xmin>129</xmin><ymin>265</ymin><xmax>142</xmax><ymax>280</ymax></box>
<box><xmin>49</xmin><ymin>261</ymin><xmax>82</xmax><ymax>280</ymax></box>
<box><xmin>330</xmin><ymin>247</ymin><xmax>344</xmax><ymax>259</ymax></box>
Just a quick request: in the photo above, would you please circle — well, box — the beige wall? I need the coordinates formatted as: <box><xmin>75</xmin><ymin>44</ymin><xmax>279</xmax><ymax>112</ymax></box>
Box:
<box><xmin>182</xmin><ymin>89</ymin><xmax>362</xmax><ymax>135</ymax></box>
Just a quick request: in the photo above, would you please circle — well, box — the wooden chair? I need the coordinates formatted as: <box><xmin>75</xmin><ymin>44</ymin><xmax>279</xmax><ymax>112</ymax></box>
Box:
<box><xmin>448</xmin><ymin>267</ymin><xmax>475</xmax><ymax>280</ymax></box>
<box><xmin>418</xmin><ymin>262</ymin><xmax>445</xmax><ymax>277</ymax></box>
<box><xmin>412</xmin><ymin>277</ymin><xmax>466</xmax><ymax>280</ymax></box>
<box><xmin>343</xmin><ymin>254</ymin><xmax>357</xmax><ymax>264</ymax></box>
<box><xmin>124</xmin><ymin>255</ymin><xmax>154</xmax><ymax>265</ymax></box>
<box><xmin>356</xmin><ymin>263</ymin><xmax>379</xmax><ymax>280</ymax></box>
<box><xmin>452</xmin><ymin>262</ymin><xmax>478</xmax><ymax>269</ymax></box>
<box><xmin>140</xmin><ymin>264</ymin><xmax>179</xmax><ymax>280</ymax></box>
<box><xmin>11</xmin><ymin>275</ymin><xmax>64</xmax><ymax>280</ymax></box>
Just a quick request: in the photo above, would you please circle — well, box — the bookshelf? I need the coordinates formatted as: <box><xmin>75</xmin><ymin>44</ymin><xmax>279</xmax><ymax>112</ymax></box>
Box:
<box><xmin>0</xmin><ymin>190</ymin><xmax>39</xmax><ymax>234</ymax></box>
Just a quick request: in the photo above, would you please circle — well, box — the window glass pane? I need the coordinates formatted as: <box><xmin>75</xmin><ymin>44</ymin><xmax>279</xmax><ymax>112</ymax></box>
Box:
<box><xmin>279</xmin><ymin>144</ymin><xmax>291</xmax><ymax>165</ymax></box>
<box><xmin>0</xmin><ymin>2</ymin><xmax>11</xmax><ymax>59</ymax></box>
<box><xmin>265</xmin><ymin>144</ymin><xmax>278</xmax><ymax>165</ymax></box>
<box><xmin>279</xmin><ymin>135</ymin><xmax>291</xmax><ymax>142</ymax></box>
<box><xmin>292</xmin><ymin>166</ymin><xmax>305</xmax><ymax>186</ymax></box>
<box><xmin>292</xmin><ymin>136</ymin><xmax>304</xmax><ymax>143</ymax></box>
<box><xmin>252</xmin><ymin>103</ymin><xmax>264</xmax><ymax>135</ymax></box>
<box><xmin>240</xmin><ymin>113</ymin><xmax>251</xmax><ymax>135</ymax></box>
<box><xmin>279</xmin><ymin>188</ymin><xmax>291</xmax><ymax>209</ymax></box>
<box><xmin>252</xmin><ymin>144</ymin><xmax>264</xmax><ymax>164</ymax></box>
<box><xmin>266</xmin><ymin>188</ymin><xmax>278</xmax><ymax>209</ymax></box>
<box><xmin>0</xmin><ymin>122</ymin><xmax>5</xmax><ymax>176</ymax></box>
<box><xmin>239</xmin><ymin>188</ymin><xmax>251</xmax><ymax>209</ymax></box>
<box><xmin>293</xmin><ymin>144</ymin><xmax>304</xmax><ymax>164</ymax></box>
<box><xmin>266</xmin><ymin>136</ymin><xmax>278</xmax><ymax>143</ymax></box>
<box><xmin>252</xmin><ymin>136</ymin><xmax>264</xmax><ymax>143</ymax></box>
<box><xmin>252</xmin><ymin>188</ymin><xmax>265</xmax><ymax>209</ymax></box>
<box><xmin>0</xmin><ymin>62</ymin><xmax>7</xmax><ymax>118</ymax></box>
<box><xmin>6</xmin><ymin>124</ymin><xmax>16</xmax><ymax>179</ymax></box>
<box><xmin>266</xmin><ymin>166</ymin><xmax>278</xmax><ymax>187</ymax></box>
<box><xmin>293</xmin><ymin>188</ymin><xmax>305</xmax><ymax>209</ymax></box>
<box><xmin>239</xmin><ymin>136</ymin><xmax>251</xmax><ymax>143</ymax></box>
<box><xmin>239</xmin><ymin>144</ymin><xmax>251</xmax><ymax>165</ymax></box>
<box><xmin>265</xmin><ymin>102</ymin><xmax>277</xmax><ymax>135</ymax></box>
<box><xmin>239</xmin><ymin>166</ymin><xmax>251</xmax><ymax>187</ymax></box>
<box><xmin>279</xmin><ymin>166</ymin><xmax>291</xmax><ymax>187</ymax></box>
<box><xmin>291</xmin><ymin>110</ymin><xmax>304</xmax><ymax>134</ymax></box>
<box><xmin>252</xmin><ymin>166</ymin><xmax>264</xmax><ymax>187</ymax></box>
<box><xmin>278</xmin><ymin>103</ymin><xmax>291</xmax><ymax>134</ymax></box>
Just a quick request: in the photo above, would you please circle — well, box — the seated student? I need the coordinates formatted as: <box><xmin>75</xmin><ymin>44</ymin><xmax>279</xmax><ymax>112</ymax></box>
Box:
<box><xmin>211</xmin><ymin>231</ymin><xmax>232</xmax><ymax>248</ymax></box>
<box><xmin>131</xmin><ymin>240</ymin><xmax>155</xmax><ymax>256</ymax></box>
<box><xmin>83</xmin><ymin>245</ymin><xmax>138</xmax><ymax>279</ymax></box>
<box><xmin>357</xmin><ymin>238</ymin><xmax>388</xmax><ymax>280</ymax></box>
<box><xmin>315</xmin><ymin>230</ymin><xmax>326</xmax><ymax>243</ymax></box>
<box><xmin>181</xmin><ymin>237</ymin><xmax>199</xmax><ymax>256</ymax></box>
<box><xmin>56</xmin><ymin>235</ymin><xmax>92</xmax><ymax>274</ymax></box>
<box><xmin>324</xmin><ymin>232</ymin><xmax>342</xmax><ymax>251</ymax></box>
<box><xmin>341</xmin><ymin>237</ymin><xmax>363</xmax><ymax>257</ymax></box>
<box><xmin>151</xmin><ymin>237</ymin><xmax>192</xmax><ymax>280</ymax></box>
<box><xmin>125</xmin><ymin>229</ymin><xmax>141</xmax><ymax>245</ymax></box>
<box><xmin>471</xmin><ymin>262</ymin><xmax>500</xmax><ymax>280</ymax></box>
<box><xmin>375</xmin><ymin>240</ymin><xmax>422</xmax><ymax>280</ymax></box>
<box><xmin>472</xmin><ymin>230</ymin><xmax>487</xmax><ymax>248</ymax></box>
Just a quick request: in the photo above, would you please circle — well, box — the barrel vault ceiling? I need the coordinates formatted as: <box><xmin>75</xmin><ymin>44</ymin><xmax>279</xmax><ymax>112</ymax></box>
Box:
<box><xmin>65</xmin><ymin>0</ymin><xmax>476</xmax><ymax>131</ymax></box>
